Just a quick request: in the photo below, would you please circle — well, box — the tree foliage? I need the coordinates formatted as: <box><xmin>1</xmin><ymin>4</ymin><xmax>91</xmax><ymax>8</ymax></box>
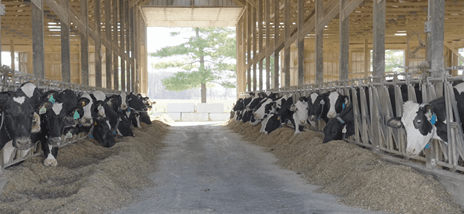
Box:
<box><xmin>150</xmin><ymin>28</ymin><xmax>236</xmax><ymax>93</ymax></box>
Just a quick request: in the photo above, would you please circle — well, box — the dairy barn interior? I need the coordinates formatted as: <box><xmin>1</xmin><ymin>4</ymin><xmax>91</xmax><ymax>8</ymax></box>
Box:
<box><xmin>1</xmin><ymin>0</ymin><xmax>464</xmax><ymax>212</ymax></box>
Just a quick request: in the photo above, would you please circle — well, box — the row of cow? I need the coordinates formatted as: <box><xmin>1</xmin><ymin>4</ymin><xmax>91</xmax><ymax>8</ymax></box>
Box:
<box><xmin>0</xmin><ymin>82</ymin><xmax>154</xmax><ymax>167</ymax></box>
<box><xmin>233</xmin><ymin>81</ymin><xmax>464</xmax><ymax>157</ymax></box>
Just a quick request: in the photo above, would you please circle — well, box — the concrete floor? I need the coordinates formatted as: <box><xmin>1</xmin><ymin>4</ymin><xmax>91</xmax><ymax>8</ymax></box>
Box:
<box><xmin>113</xmin><ymin>122</ymin><xmax>390</xmax><ymax>214</ymax></box>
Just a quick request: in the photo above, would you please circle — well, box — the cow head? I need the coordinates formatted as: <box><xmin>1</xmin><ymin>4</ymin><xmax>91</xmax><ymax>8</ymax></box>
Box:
<box><xmin>308</xmin><ymin>92</ymin><xmax>327</xmax><ymax>121</ymax></box>
<box><xmin>92</xmin><ymin>101</ymin><xmax>107</xmax><ymax>120</ymax></box>
<box><xmin>92</xmin><ymin>119</ymin><xmax>116</xmax><ymax>148</ymax></box>
<box><xmin>327</xmin><ymin>91</ymin><xmax>348</xmax><ymax>118</ymax></box>
<box><xmin>116</xmin><ymin>112</ymin><xmax>135</xmax><ymax>137</ymax></box>
<box><xmin>120</xmin><ymin>92</ymin><xmax>128</xmax><ymax>110</ymax></box>
<box><xmin>39</xmin><ymin>91</ymin><xmax>68</xmax><ymax>146</ymax></box>
<box><xmin>127</xmin><ymin>93</ymin><xmax>148</xmax><ymax>111</ymax></box>
<box><xmin>0</xmin><ymin>91</ymin><xmax>53</xmax><ymax>149</ymax></box>
<box><xmin>253</xmin><ymin>99</ymin><xmax>272</xmax><ymax>120</ymax></box>
<box><xmin>322</xmin><ymin>104</ymin><xmax>354</xmax><ymax>143</ymax></box>
<box><xmin>78</xmin><ymin>94</ymin><xmax>93</xmax><ymax>127</ymax></box>
<box><xmin>387</xmin><ymin>101</ymin><xmax>442</xmax><ymax>156</ymax></box>
<box><xmin>290</xmin><ymin>97</ymin><xmax>309</xmax><ymax>126</ymax></box>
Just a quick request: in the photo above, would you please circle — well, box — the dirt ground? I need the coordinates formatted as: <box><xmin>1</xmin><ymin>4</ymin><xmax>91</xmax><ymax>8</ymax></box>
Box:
<box><xmin>0</xmin><ymin>116</ymin><xmax>169</xmax><ymax>214</ymax></box>
<box><xmin>227</xmin><ymin>120</ymin><xmax>463</xmax><ymax>214</ymax></box>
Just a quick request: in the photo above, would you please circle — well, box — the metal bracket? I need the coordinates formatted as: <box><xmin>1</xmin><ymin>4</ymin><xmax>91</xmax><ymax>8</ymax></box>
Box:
<box><xmin>424</xmin><ymin>21</ymin><xmax>431</xmax><ymax>33</ymax></box>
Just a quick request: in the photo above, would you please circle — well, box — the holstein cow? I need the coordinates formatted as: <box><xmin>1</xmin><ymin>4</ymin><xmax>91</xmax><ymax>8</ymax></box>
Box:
<box><xmin>326</xmin><ymin>91</ymin><xmax>349</xmax><ymax>119</ymax></box>
<box><xmin>127</xmin><ymin>93</ymin><xmax>149</xmax><ymax>128</ymax></box>
<box><xmin>387</xmin><ymin>82</ymin><xmax>464</xmax><ymax>155</ymax></box>
<box><xmin>307</xmin><ymin>92</ymin><xmax>329</xmax><ymax>125</ymax></box>
<box><xmin>241</xmin><ymin>93</ymin><xmax>265</xmax><ymax>123</ymax></box>
<box><xmin>262</xmin><ymin>96</ymin><xmax>309</xmax><ymax>135</ymax></box>
<box><xmin>89</xmin><ymin>100</ymin><xmax>116</xmax><ymax>147</ymax></box>
<box><xmin>105</xmin><ymin>95</ymin><xmax>135</xmax><ymax>137</ymax></box>
<box><xmin>1</xmin><ymin>83</ymin><xmax>53</xmax><ymax>164</ymax></box>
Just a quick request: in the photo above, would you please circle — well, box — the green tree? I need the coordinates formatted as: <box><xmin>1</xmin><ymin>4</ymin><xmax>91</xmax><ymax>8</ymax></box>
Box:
<box><xmin>150</xmin><ymin>27</ymin><xmax>236</xmax><ymax>103</ymax></box>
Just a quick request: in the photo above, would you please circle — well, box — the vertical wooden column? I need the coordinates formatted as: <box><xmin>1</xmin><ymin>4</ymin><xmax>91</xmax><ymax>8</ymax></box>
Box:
<box><xmin>252</xmin><ymin>5</ymin><xmax>257</xmax><ymax>91</ymax></box>
<box><xmin>372</xmin><ymin>0</ymin><xmax>385</xmax><ymax>80</ymax></box>
<box><xmin>258</xmin><ymin>0</ymin><xmax>263</xmax><ymax>91</ymax></box>
<box><xmin>120</xmin><ymin>0</ymin><xmax>126</xmax><ymax>91</ymax></box>
<box><xmin>241</xmin><ymin>16</ymin><xmax>246</xmax><ymax>93</ymax></box>
<box><xmin>315</xmin><ymin>0</ymin><xmax>324</xmax><ymax>84</ymax></box>
<box><xmin>427</xmin><ymin>0</ymin><xmax>445</xmax><ymax>78</ymax></box>
<box><xmin>134</xmin><ymin>6</ymin><xmax>139</xmax><ymax>93</ymax></box>
<box><xmin>32</xmin><ymin>0</ymin><xmax>45</xmax><ymax>79</ymax></box>
<box><xmin>283</xmin><ymin>0</ymin><xmax>290</xmax><ymax>87</ymax></box>
<box><xmin>80</xmin><ymin>0</ymin><xmax>89</xmax><ymax>85</ymax></box>
<box><xmin>265</xmin><ymin>0</ymin><xmax>270</xmax><ymax>90</ymax></box>
<box><xmin>61</xmin><ymin>0</ymin><xmax>70</xmax><ymax>82</ymax></box>
<box><xmin>247</xmin><ymin>4</ymin><xmax>251</xmax><ymax>91</ymax></box>
<box><xmin>339</xmin><ymin>0</ymin><xmax>349</xmax><ymax>81</ymax></box>
<box><xmin>105</xmin><ymin>0</ymin><xmax>112</xmax><ymax>89</ymax></box>
<box><xmin>113</xmin><ymin>0</ymin><xmax>119</xmax><ymax>90</ymax></box>
<box><xmin>364</xmin><ymin>38</ymin><xmax>369</xmax><ymax>76</ymax></box>
<box><xmin>95</xmin><ymin>0</ymin><xmax>102</xmax><ymax>87</ymax></box>
<box><xmin>10</xmin><ymin>40</ymin><xmax>14</xmax><ymax>70</ymax></box>
<box><xmin>126</xmin><ymin>1</ymin><xmax>131</xmax><ymax>92</ymax></box>
<box><xmin>273</xmin><ymin>1</ymin><xmax>280</xmax><ymax>89</ymax></box>
<box><xmin>236</xmin><ymin>19</ymin><xmax>242</xmax><ymax>97</ymax></box>
<box><xmin>0</xmin><ymin>0</ymin><xmax>2</xmax><ymax>65</ymax></box>
<box><xmin>297</xmin><ymin>0</ymin><xmax>305</xmax><ymax>85</ymax></box>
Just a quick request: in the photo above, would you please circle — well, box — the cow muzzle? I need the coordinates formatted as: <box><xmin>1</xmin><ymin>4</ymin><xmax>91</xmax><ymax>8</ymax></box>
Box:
<box><xmin>309</xmin><ymin>115</ymin><xmax>317</xmax><ymax>121</ymax></box>
<box><xmin>81</xmin><ymin>117</ymin><xmax>93</xmax><ymax>127</ymax></box>
<box><xmin>327</xmin><ymin>112</ymin><xmax>336</xmax><ymax>118</ymax></box>
<box><xmin>48</xmin><ymin>137</ymin><xmax>62</xmax><ymax>147</ymax></box>
<box><xmin>300</xmin><ymin>120</ymin><xmax>307</xmax><ymax>125</ymax></box>
<box><xmin>14</xmin><ymin>137</ymin><xmax>33</xmax><ymax>150</ymax></box>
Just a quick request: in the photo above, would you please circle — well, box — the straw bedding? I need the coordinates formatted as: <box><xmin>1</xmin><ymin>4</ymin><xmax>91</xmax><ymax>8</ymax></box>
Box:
<box><xmin>0</xmin><ymin>119</ymin><xmax>169</xmax><ymax>214</ymax></box>
<box><xmin>227</xmin><ymin>120</ymin><xmax>463</xmax><ymax>214</ymax></box>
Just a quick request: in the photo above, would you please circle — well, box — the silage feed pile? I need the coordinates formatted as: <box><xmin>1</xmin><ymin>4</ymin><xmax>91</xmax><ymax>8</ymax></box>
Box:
<box><xmin>226</xmin><ymin>120</ymin><xmax>463</xmax><ymax>214</ymax></box>
<box><xmin>0</xmin><ymin>119</ymin><xmax>169</xmax><ymax>214</ymax></box>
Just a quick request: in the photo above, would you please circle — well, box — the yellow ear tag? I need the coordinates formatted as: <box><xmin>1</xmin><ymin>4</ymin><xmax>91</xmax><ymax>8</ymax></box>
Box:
<box><xmin>81</xmin><ymin>101</ymin><xmax>85</xmax><ymax>107</ymax></box>
<box><xmin>277</xmin><ymin>117</ymin><xmax>280</xmax><ymax>121</ymax></box>
<box><xmin>94</xmin><ymin>122</ymin><xmax>97</xmax><ymax>125</ymax></box>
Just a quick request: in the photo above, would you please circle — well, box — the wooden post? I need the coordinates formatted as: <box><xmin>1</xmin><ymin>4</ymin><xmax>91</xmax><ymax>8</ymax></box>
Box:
<box><xmin>265</xmin><ymin>0</ymin><xmax>270</xmax><ymax>90</ymax></box>
<box><xmin>315</xmin><ymin>0</ymin><xmax>324</xmax><ymax>84</ymax></box>
<box><xmin>32</xmin><ymin>0</ymin><xmax>45</xmax><ymax>79</ymax></box>
<box><xmin>0</xmin><ymin>0</ymin><xmax>2</xmax><ymax>65</ymax></box>
<box><xmin>372</xmin><ymin>0</ymin><xmax>385</xmax><ymax>80</ymax></box>
<box><xmin>273</xmin><ymin>0</ymin><xmax>280</xmax><ymax>89</ymax></box>
<box><xmin>61</xmin><ymin>0</ymin><xmax>70</xmax><ymax>82</ymax></box>
<box><xmin>95</xmin><ymin>0</ymin><xmax>102</xmax><ymax>87</ymax></box>
<box><xmin>10</xmin><ymin>40</ymin><xmax>14</xmax><ymax>71</ymax></box>
<box><xmin>428</xmin><ymin>0</ymin><xmax>445</xmax><ymax>79</ymax></box>
<box><xmin>339</xmin><ymin>0</ymin><xmax>349</xmax><ymax>81</ymax></box>
<box><xmin>120</xmin><ymin>0</ymin><xmax>126</xmax><ymax>91</ymax></box>
<box><xmin>113</xmin><ymin>0</ymin><xmax>119</xmax><ymax>90</ymax></box>
<box><xmin>80</xmin><ymin>0</ymin><xmax>89</xmax><ymax>85</ymax></box>
<box><xmin>364</xmin><ymin>38</ymin><xmax>369</xmax><ymax>76</ymax></box>
<box><xmin>283</xmin><ymin>0</ymin><xmax>290</xmax><ymax>87</ymax></box>
<box><xmin>252</xmin><ymin>5</ymin><xmax>257</xmax><ymax>91</ymax></box>
<box><xmin>105</xmin><ymin>0</ymin><xmax>112</xmax><ymax>89</ymax></box>
<box><xmin>297</xmin><ymin>0</ymin><xmax>305</xmax><ymax>85</ymax></box>
<box><xmin>236</xmin><ymin>19</ymin><xmax>241</xmax><ymax>97</ymax></box>
<box><xmin>258</xmin><ymin>0</ymin><xmax>263</xmax><ymax>91</ymax></box>
<box><xmin>125</xmin><ymin>1</ymin><xmax>131</xmax><ymax>92</ymax></box>
<box><xmin>247</xmin><ymin>4</ymin><xmax>251</xmax><ymax>91</ymax></box>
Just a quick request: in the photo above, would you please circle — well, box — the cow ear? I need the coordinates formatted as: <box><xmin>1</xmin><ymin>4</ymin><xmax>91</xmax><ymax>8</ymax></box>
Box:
<box><xmin>344</xmin><ymin>96</ymin><xmax>349</xmax><ymax>105</ymax></box>
<box><xmin>77</xmin><ymin>97</ymin><xmax>91</xmax><ymax>107</ymax></box>
<box><xmin>37</xmin><ymin>101</ymin><xmax>53</xmax><ymax>114</ymax></box>
<box><xmin>290</xmin><ymin>104</ymin><xmax>297</xmax><ymax>112</ymax></box>
<box><xmin>387</xmin><ymin>117</ymin><xmax>403</xmax><ymax>128</ymax></box>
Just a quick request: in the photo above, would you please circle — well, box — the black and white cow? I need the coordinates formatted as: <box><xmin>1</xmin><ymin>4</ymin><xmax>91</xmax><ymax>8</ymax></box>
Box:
<box><xmin>261</xmin><ymin>96</ymin><xmax>309</xmax><ymax>135</ymax></box>
<box><xmin>307</xmin><ymin>92</ymin><xmax>329</xmax><ymax>125</ymax></box>
<box><xmin>326</xmin><ymin>91</ymin><xmax>349</xmax><ymax>119</ymax></box>
<box><xmin>89</xmin><ymin>100</ymin><xmax>116</xmax><ymax>147</ymax></box>
<box><xmin>386</xmin><ymin>83</ymin><xmax>464</xmax><ymax>155</ymax></box>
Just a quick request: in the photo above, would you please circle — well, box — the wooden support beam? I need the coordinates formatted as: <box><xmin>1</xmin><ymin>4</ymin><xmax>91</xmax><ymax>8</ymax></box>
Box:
<box><xmin>273</xmin><ymin>0</ymin><xmax>279</xmax><ymax>89</ymax></box>
<box><xmin>428</xmin><ymin>0</ymin><xmax>445</xmax><ymax>78</ymax></box>
<box><xmin>95</xmin><ymin>0</ymin><xmax>102</xmax><ymax>87</ymax></box>
<box><xmin>339</xmin><ymin>0</ymin><xmax>349</xmax><ymax>81</ymax></box>
<box><xmin>265</xmin><ymin>0</ymin><xmax>270</xmax><ymax>90</ymax></box>
<box><xmin>252</xmin><ymin>5</ymin><xmax>257</xmax><ymax>91</ymax></box>
<box><xmin>80</xmin><ymin>0</ymin><xmax>88</xmax><ymax>85</ymax></box>
<box><xmin>106</xmin><ymin>0</ymin><xmax>112</xmax><ymax>89</ymax></box>
<box><xmin>258</xmin><ymin>0</ymin><xmax>263</xmax><ymax>90</ymax></box>
<box><xmin>283</xmin><ymin>0</ymin><xmax>290</xmax><ymax>87</ymax></box>
<box><xmin>120</xmin><ymin>0</ymin><xmax>126</xmax><ymax>91</ymax></box>
<box><xmin>129</xmin><ymin>0</ymin><xmax>141</xmax><ymax>8</ymax></box>
<box><xmin>10</xmin><ymin>40</ymin><xmax>14</xmax><ymax>71</ymax></box>
<box><xmin>372</xmin><ymin>0</ymin><xmax>385</xmax><ymax>80</ymax></box>
<box><xmin>247</xmin><ymin>4</ymin><xmax>251</xmax><ymax>91</ymax></box>
<box><xmin>444</xmin><ymin>43</ymin><xmax>464</xmax><ymax>63</ymax></box>
<box><xmin>31</xmin><ymin>0</ymin><xmax>45</xmax><ymax>79</ymax></box>
<box><xmin>130</xmin><ymin>7</ymin><xmax>136</xmax><ymax>92</ymax></box>
<box><xmin>0</xmin><ymin>0</ymin><xmax>2</xmax><ymax>65</ymax></box>
<box><xmin>127</xmin><ymin>1</ymin><xmax>132</xmax><ymax>92</ymax></box>
<box><xmin>61</xmin><ymin>0</ymin><xmax>70</xmax><ymax>82</ymax></box>
<box><xmin>315</xmin><ymin>0</ymin><xmax>324</xmax><ymax>83</ymax></box>
<box><xmin>297</xmin><ymin>0</ymin><xmax>305</xmax><ymax>85</ymax></box>
<box><xmin>43</xmin><ymin>0</ymin><xmax>69</xmax><ymax>26</ymax></box>
<box><xmin>113</xmin><ymin>0</ymin><xmax>119</xmax><ymax>90</ymax></box>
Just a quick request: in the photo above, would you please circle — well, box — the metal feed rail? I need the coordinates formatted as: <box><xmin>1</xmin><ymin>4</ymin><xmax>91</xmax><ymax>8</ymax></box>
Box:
<box><xmin>0</xmin><ymin>66</ymin><xmax>124</xmax><ymax>174</ymax></box>
<box><xmin>242</xmin><ymin>72</ymin><xmax>464</xmax><ymax>173</ymax></box>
